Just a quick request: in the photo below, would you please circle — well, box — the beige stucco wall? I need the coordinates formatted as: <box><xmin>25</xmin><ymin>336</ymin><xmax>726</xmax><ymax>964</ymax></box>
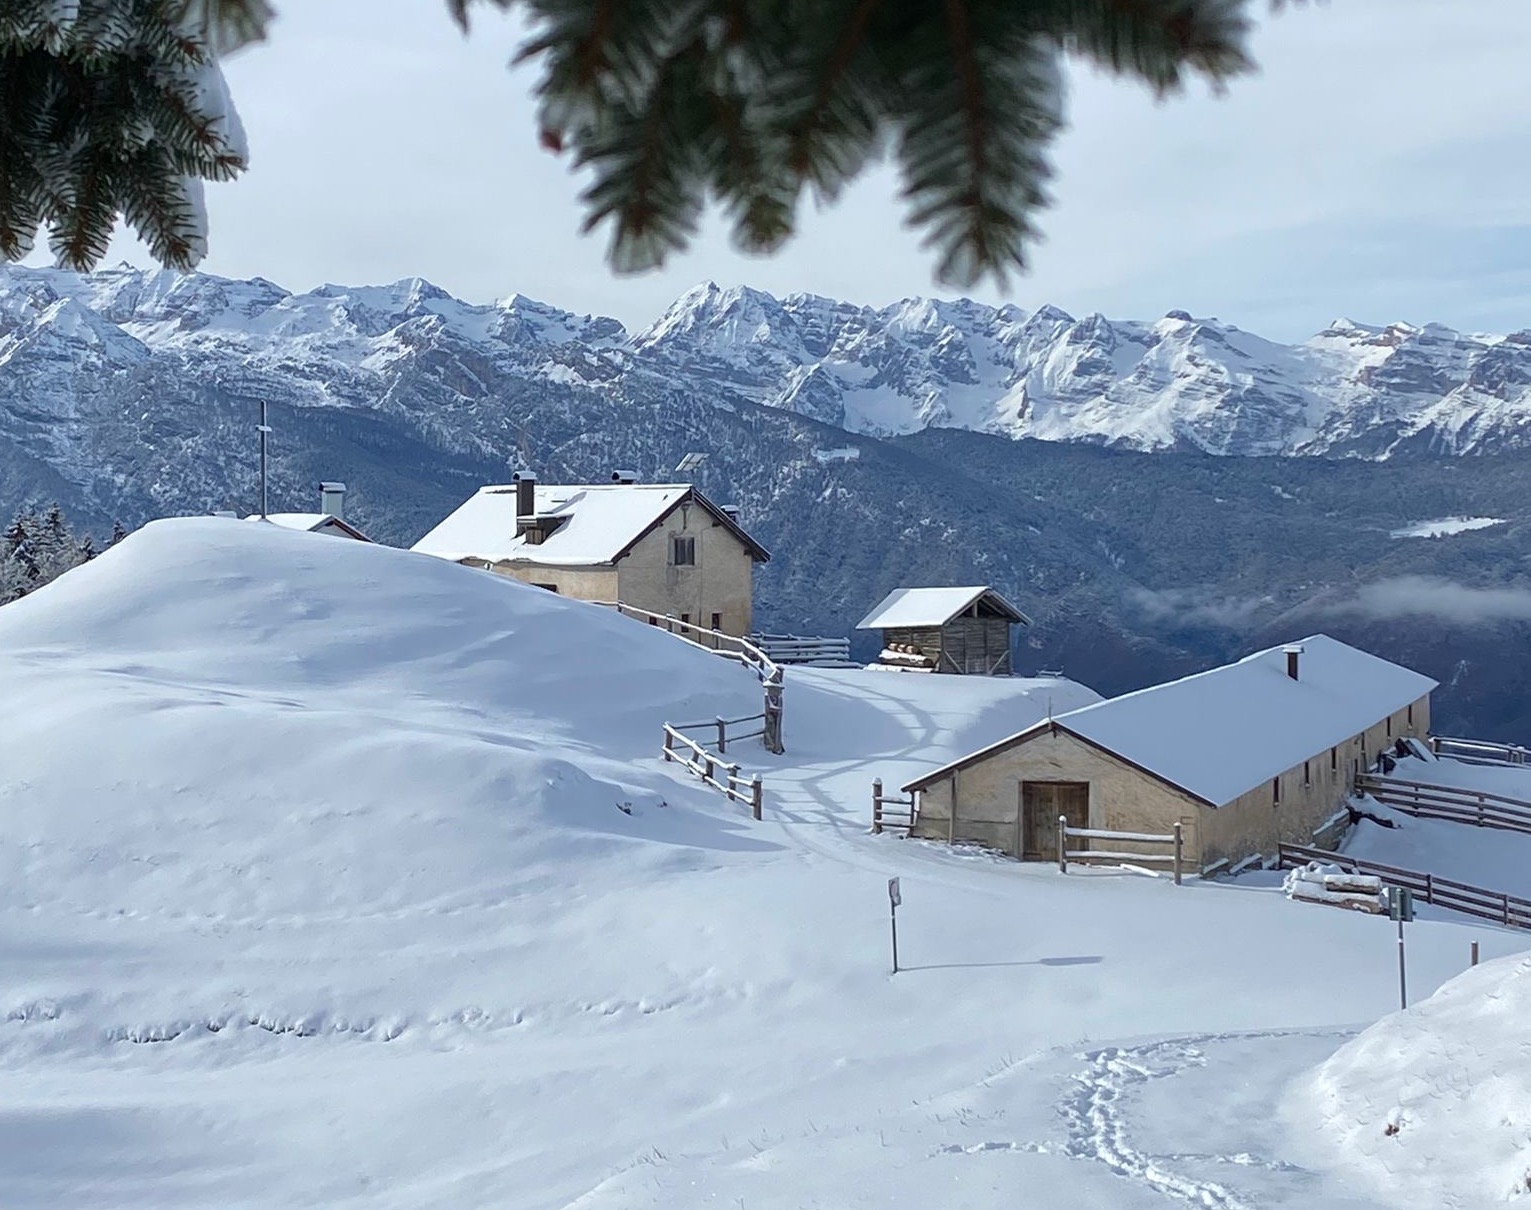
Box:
<box><xmin>910</xmin><ymin>693</ymin><xmax>1433</xmax><ymax>871</ymax></box>
<box><xmin>614</xmin><ymin>501</ymin><xmax>756</xmax><ymax>636</ymax></box>
<box><xmin>484</xmin><ymin>561</ymin><xmax>619</xmax><ymax>601</ymax></box>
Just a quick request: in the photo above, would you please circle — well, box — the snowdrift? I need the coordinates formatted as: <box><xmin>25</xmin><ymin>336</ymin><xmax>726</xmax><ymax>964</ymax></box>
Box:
<box><xmin>0</xmin><ymin>517</ymin><xmax>765</xmax><ymax>930</ymax></box>
<box><xmin>1292</xmin><ymin>952</ymin><xmax>1531</xmax><ymax>1206</ymax></box>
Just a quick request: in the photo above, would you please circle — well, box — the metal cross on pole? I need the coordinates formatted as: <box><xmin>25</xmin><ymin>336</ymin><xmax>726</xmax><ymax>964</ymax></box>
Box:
<box><xmin>257</xmin><ymin>399</ymin><xmax>272</xmax><ymax>519</ymax></box>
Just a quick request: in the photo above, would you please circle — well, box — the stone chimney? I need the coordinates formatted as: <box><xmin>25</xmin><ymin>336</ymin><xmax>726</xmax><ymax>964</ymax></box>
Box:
<box><xmin>319</xmin><ymin>481</ymin><xmax>346</xmax><ymax>520</ymax></box>
<box><xmin>1283</xmin><ymin>644</ymin><xmax>1305</xmax><ymax>680</ymax></box>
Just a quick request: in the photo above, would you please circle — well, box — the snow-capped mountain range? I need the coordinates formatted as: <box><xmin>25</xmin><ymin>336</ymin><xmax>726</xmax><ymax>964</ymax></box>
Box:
<box><xmin>4</xmin><ymin>263</ymin><xmax>1530</xmax><ymax>458</ymax></box>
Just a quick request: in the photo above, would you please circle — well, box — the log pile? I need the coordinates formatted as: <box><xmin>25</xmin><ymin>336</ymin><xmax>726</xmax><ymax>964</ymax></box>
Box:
<box><xmin>875</xmin><ymin>644</ymin><xmax>936</xmax><ymax>671</ymax></box>
<box><xmin>1283</xmin><ymin>861</ymin><xmax>1387</xmax><ymax>914</ymax></box>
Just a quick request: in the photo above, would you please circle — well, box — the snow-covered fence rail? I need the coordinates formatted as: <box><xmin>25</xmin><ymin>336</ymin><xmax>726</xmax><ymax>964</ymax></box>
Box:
<box><xmin>671</xmin><ymin>711</ymin><xmax>766</xmax><ymax>754</ymax></box>
<box><xmin>662</xmin><ymin>725</ymin><xmax>763</xmax><ymax>820</ymax></box>
<box><xmin>1429</xmin><ymin>735</ymin><xmax>1531</xmax><ymax>766</ymax></box>
<box><xmin>1058</xmin><ymin>818</ymin><xmax>1184</xmax><ymax>886</ymax></box>
<box><xmin>1276</xmin><ymin>843</ymin><xmax>1531</xmax><ymax>930</ymax></box>
<box><xmin>750</xmin><ymin>634</ymin><xmax>853</xmax><ymax>666</ymax></box>
<box><xmin>599</xmin><ymin>602</ymin><xmax>783</xmax><ymax>753</ymax></box>
<box><xmin>1356</xmin><ymin>774</ymin><xmax>1531</xmax><ymax>838</ymax></box>
<box><xmin>870</xmin><ymin>778</ymin><xmax>916</xmax><ymax>836</ymax></box>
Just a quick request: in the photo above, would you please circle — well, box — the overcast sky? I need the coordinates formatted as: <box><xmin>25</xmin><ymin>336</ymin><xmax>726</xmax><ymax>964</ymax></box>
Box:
<box><xmin>43</xmin><ymin>0</ymin><xmax>1531</xmax><ymax>339</ymax></box>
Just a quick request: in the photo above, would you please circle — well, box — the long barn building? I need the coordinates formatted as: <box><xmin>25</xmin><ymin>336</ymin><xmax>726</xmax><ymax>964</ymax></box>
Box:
<box><xmin>902</xmin><ymin>635</ymin><xmax>1436</xmax><ymax>871</ymax></box>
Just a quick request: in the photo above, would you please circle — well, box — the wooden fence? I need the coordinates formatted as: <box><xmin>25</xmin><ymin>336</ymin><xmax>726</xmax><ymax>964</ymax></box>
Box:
<box><xmin>1277</xmin><ymin>843</ymin><xmax>1531</xmax><ymax>930</ymax></box>
<box><xmin>601</xmin><ymin>602</ymin><xmax>784</xmax><ymax>753</ymax></box>
<box><xmin>1058</xmin><ymin>817</ymin><xmax>1185</xmax><ymax>886</ymax></box>
<box><xmin>671</xmin><ymin>712</ymin><xmax>767</xmax><ymax>755</ymax></box>
<box><xmin>1429</xmin><ymin>735</ymin><xmax>1531</xmax><ymax>766</ymax></box>
<box><xmin>662</xmin><ymin>724</ymin><xmax>763</xmax><ymax>819</ymax></box>
<box><xmin>870</xmin><ymin>778</ymin><xmax>916</xmax><ymax>835</ymax></box>
<box><xmin>750</xmin><ymin>633</ymin><xmax>853</xmax><ymax>666</ymax></box>
<box><xmin>1357</xmin><ymin>774</ymin><xmax>1531</xmax><ymax>838</ymax></box>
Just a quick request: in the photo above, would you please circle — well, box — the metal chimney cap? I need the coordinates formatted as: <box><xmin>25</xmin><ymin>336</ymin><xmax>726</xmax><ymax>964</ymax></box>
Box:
<box><xmin>1281</xmin><ymin>644</ymin><xmax>1306</xmax><ymax>654</ymax></box>
<box><xmin>319</xmin><ymin>481</ymin><xmax>346</xmax><ymax>492</ymax></box>
<box><xmin>513</xmin><ymin>470</ymin><xmax>536</xmax><ymax>482</ymax></box>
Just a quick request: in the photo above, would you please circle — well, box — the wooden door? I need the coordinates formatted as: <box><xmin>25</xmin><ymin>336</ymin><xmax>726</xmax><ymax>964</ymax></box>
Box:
<box><xmin>1021</xmin><ymin>781</ymin><xmax>1090</xmax><ymax>860</ymax></box>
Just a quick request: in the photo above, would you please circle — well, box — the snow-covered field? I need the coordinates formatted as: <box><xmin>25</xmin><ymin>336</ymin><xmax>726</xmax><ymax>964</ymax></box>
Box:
<box><xmin>0</xmin><ymin>520</ymin><xmax>1525</xmax><ymax>1208</ymax></box>
<box><xmin>1389</xmin><ymin>516</ymin><xmax>1506</xmax><ymax>539</ymax></box>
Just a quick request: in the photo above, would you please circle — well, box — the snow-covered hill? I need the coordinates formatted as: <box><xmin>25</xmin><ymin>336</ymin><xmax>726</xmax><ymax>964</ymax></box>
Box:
<box><xmin>0</xmin><ymin>522</ymin><xmax>1524</xmax><ymax>1207</ymax></box>
<box><xmin>1292</xmin><ymin>953</ymin><xmax>1531</xmax><ymax>1207</ymax></box>
<box><xmin>5</xmin><ymin>263</ymin><xmax>1531</xmax><ymax>459</ymax></box>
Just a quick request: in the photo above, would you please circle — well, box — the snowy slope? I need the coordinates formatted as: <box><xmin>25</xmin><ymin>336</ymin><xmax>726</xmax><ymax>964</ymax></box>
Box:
<box><xmin>0</xmin><ymin>523</ymin><xmax>1525</xmax><ymax>1207</ymax></box>
<box><xmin>1290</xmin><ymin>953</ymin><xmax>1531</xmax><ymax>1208</ymax></box>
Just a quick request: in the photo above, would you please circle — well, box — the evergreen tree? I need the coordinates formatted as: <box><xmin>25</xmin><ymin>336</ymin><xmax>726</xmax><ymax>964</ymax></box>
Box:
<box><xmin>0</xmin><ymin>505</ymin><xmax>99</xmax><ymax>605</ymax></box>
<box><xmin>2</xmin><ymin>0</ymin><xmax>1270</xmax><ymax>287</ymax></box>
<box><xmin>0</xmin><ymin>0</ymin><xmax>251</xmax><ymax>269</ymax></box>
<box><xmin>111</xmin><ymin>519</ymin><xmax>129</xmax><ymax>546</ymax></box>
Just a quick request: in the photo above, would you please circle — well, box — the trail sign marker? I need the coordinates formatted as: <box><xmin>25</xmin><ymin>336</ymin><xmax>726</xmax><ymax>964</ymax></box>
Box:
<box><xmin>887</xmin><ymin>878</ymin><xmax>902</xmax><ymax>973</ymax></box>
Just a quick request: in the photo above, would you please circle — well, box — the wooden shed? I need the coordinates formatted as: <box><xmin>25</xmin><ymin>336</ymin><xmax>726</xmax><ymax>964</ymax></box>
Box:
<box><xmin>856</xmin><ymin>586</ymin><xmax>1029</xmax><ymax>675</ymax></box>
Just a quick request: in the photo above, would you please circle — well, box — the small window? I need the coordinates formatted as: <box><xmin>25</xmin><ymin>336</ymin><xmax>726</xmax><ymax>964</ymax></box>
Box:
<box><xmin>1273</xmin><ymin>776</ymin><xmax>1281</xmax><ymax>807</ymax></box>
<box><xmin>1330</xmin><ymin>746</ymin><xmax>1337</xmax><ymax>771</ymax></box>
<box><xmin>670</xmin><ymin>535</ymin><xmax>696</xmax><ymax>566</ymax></box>
<box><xmin>680</xmin><ymin>612</ymin><xmax>690</xmax><ymax>625</ymax></box>
<box><xmin>1386</xmin><ymin>716</ymin><xmax>1393</xmax><ymax>738</ymax></box>
<box><xmin>1303</xmin><ymin>760</ymin><xmax>1311</xmax><ymax>787</ymax></box>
<box><xmin>711</xmin><ymin>612</ymin><xmax>722</xmax><ymax>631</ymax></box>
<box><xmin>1407</xmin><ymin>702</ymin><xmax>1414</xmax><ymax>727</ymax></box>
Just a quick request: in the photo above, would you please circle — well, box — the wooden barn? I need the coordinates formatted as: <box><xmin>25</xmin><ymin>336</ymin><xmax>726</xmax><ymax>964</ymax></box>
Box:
<box><xmin>856</xmin><ymin>586</ymin><xmax>1029</xmax><ymax>675</ymax></box>
<box><xmin>900</xmin><ymin>635</ymin><xmax>1437</xmax><ymax>872</ymax></box>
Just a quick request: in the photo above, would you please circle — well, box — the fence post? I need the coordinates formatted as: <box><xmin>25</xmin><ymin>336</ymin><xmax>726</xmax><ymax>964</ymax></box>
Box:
<box><xmin>1173</xmin><ymin>822</ymin><xmax>1183</xmax><ymax>887</ymax></box>
<box><xmin>1057</xmin><ymin>814</ymin><xmax>1067</xmax><ymax>875</ymax></box>
<box><xmin>703</xmin><ymin>753</ymin><xmax>714</xmax><ymax>784</ymax></box>
<box><xmin>662</xmin><ymin>727</ymin><xmax>674</xmax><ymax>762</ymax></box>
<box><xmin>763</xmin><ymin>673</ymin><xmax>785</xmax><ymax>754</ymax></box>
<box><xmin>872</xmin><ymin>778</ymin><xmax>884</xmax><ymax>834</ymax></box>
<box><xmin>1478</xmin><ymin>794</ymin><xmax>1486</xmax><ymax>827</ymax></box>
<box><xmin>716</xmin><ymin>716</ymin><xmax>727</xmax><ymax>754</ymax></box>
<box><xmin>1424</xmin><ymin>872</ymin><xmax>1434</xmax><ymax>905</ymax></box>
<box><xmin>1471</xmin><ymin>940</ymin><xmax>1480</xmax><ymax>967</ymax></box>
<box><xmin>1504</xmin><ymin>893</ymin><xmax>1512</xmax><ymax>926</ymax></box>
<box><xmin>751</xmin><ymin>776</ymin><xmax>763</xmax><ymax>821</ymax></box>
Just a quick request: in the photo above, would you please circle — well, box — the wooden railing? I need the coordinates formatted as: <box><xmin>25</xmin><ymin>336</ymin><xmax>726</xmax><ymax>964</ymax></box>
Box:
<box><xmin>1357</xmin><ymin>774</ymin><xmax>1531</xmax><ymax>838</ymax></box>
<box><xmin>599</xmin><ymin>602</ymin><xmax>783</xmax><ymax>753</ymax></box>
<box><xmin>870</xmin><ymin>778</ymin><xmax>916</xmax><ymax>835</ymax></box>
<box><xmin>1058</xmin><ymin>818</ymin><xmax>1185</xmax><ymax>886</ymax></box>
<box><xmin>1430</xmin><ymin>735</ymin><xmax>1531</xmax><ymax>766</ymax></box>
<box><xmin>750</xmin><ymin>633</ymin><xmax>853</xmax><ymax>666</ymax></box>
<box><xmin>662</xmin><ymin>724</ymin><xmax>763</xmax><ymax>819</ymax></box>
<box><xmin>1276</xmin><ymin>843</ymin><xmax>1531</xmax><ymax>930</ymax></box>
<box><xmin>671</xmin><ymin>711</ymin><xmax>766</xmax><ymax>754</ymax></box>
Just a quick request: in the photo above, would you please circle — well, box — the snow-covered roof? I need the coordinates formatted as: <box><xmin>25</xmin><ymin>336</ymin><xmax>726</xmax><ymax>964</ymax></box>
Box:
<box><xmin>244</xmin><ymin>513</ymin><xmax>370</xmax><ymax>540</ymax></box>
<box><xmin>857</xmin><ymin>586</ymin><xmax>1029</xmax><ymax>630</ymax></box>
<box><xmin>411</xmin><ymin>483</ymin><xmax>769</xmax><ymax>567</ymax></box>
<box><xmin>906</xmin><ymin>635</ymin><xmax>1437</xmax><ymax>806</ymax></box>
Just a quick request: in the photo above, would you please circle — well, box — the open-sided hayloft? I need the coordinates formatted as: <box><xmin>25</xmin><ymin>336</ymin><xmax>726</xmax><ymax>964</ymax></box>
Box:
<box><xmin>901</xmin><ymin>635</ymin><xmax>1437</xmax><ymax>871</ymax></box>
<box><xmin>857</xmin><ymin>586</ymin><xmax>1029</xmax><ymax>674</ymax></box>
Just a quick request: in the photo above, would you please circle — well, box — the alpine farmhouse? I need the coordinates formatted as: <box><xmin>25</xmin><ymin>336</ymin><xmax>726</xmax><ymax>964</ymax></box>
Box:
<box><xmin>901</xmin><ymin>635</ymin><xmax>1436</xmax><ymax>871</ymax></box>
<box><xmin>412</xmin><ymin>474</ymin><xmax>769</xmax><ymax>636</ymax></box>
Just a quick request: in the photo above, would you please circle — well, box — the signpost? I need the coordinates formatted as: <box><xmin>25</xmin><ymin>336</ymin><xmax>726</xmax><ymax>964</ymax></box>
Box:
<box><xmin>1387</xmin><ymin>885</ymin><xmax>1415</xmax><ymax>1010</ymax></box>
<box><xmin>888</xmin><ymin>877</ymin><xmax>902</xmax><ymax>974</ymax></box>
